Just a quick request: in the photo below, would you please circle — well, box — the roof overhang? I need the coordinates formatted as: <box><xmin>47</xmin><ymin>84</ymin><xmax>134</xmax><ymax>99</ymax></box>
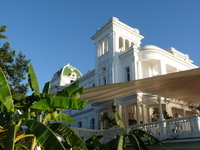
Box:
<box><xmin>80</xmin><ymin>68</ymin><xmax>200</xmax><ymax>105</ymax></box>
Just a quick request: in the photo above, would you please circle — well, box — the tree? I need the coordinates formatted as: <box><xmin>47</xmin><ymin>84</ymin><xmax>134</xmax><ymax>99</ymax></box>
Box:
<box><xmin>0</xmin><ymin>25</ymin><xmax>30</xmax><ymax>95</ymax></box>
<box><xmin>0</xmin><ymin>64</ymin><xmax>88</xmax><ymax>150</ymax></box>
<box><xmin>151</xmin><ymin>108</ymin><xmax>172</xmax><ymax>122</ymax></box>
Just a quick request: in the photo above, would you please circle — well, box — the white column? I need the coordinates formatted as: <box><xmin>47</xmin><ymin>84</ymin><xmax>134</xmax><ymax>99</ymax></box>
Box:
<box><xmin>123</xmin><ymin>39</ymin><xmax>125</xmax><ymax>51</ymax></box>
<box><xmin>102</xmin><ymin>42</ymin><xmax>105</xmax><ymax>54</ymax></box>
<box><xmin>136</xmin><ymin>103</ymin><xmax>141</xmax><ymax>124</ymax></box>
<box><xmin>100</xmin><ymin>112</ymin><xmax>104</xmax><ymax>130</ymax></box>
<box><xmin>133</xmin><ymin>105</ymin><xmax>137</xmax><ymax>120</ymax></box>
<box><xmin>158</xmin><ymin>97</ymin><xmax>164</xmax><ymax>121</ymax></box>
<box><xmin>133</xmin><ymin>51</ymin><xmax>139</xmax><ymax>80</ymax></box>
<box><xmin>157</xmin><ymin>60</ymin><xmax>166</xmax><ymax>75</ymax></box>
<box><xmin>137</xmin><ymin>61</ymin><xmax>142</xmax><ymax>79</ymax></box>
<box><xmin>123</xmin><ymin>106</ymin><xmax>128</xmax><ymax>126</ymax></box>
<box><xmin>157</xmin><ymin>97</ymin><xmax>166</xmax><ymax>140</ymax></box>
<box><xmin>142</xmin><ymin>104</ymin><xmax>146</xmax><ymax>124</ymax></box>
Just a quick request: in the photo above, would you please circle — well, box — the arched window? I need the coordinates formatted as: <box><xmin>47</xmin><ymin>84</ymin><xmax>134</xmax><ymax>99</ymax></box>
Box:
<box><xmin>125</xmin><ymin>39</ymin><xmax>129</xmax><ymax>50</ymax></box>
<box><xmin>119</xmin><ymin>37</ymin><xmax>123</xmax><ymax>51</ymax></box>
<box><xmin>77</xmin><ymin>121</ymin><xmax>82</xmax><ymax>128</ymax></box>
<box><xmin>90</xmin><ymin>118</ymin><xmax>95</xmax><ymax>129</ymax></box>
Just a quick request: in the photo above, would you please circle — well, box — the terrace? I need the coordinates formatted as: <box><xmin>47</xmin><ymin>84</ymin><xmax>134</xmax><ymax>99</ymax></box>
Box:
<box><xmin>73</xmin><ymin>114</ymin><xmax>200</xmax><ymax>144</ymax></box>
<box><xmin>76</xmin><ymin>67</ymin><xmax>200</xmax><ymax>144</ymax></box>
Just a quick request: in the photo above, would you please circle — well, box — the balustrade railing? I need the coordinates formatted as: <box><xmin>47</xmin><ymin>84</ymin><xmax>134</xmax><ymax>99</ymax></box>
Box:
<box><xmin>72</xmin><ymin>114</ymin><xmax>200</xmax><ymax>143</ymax></box>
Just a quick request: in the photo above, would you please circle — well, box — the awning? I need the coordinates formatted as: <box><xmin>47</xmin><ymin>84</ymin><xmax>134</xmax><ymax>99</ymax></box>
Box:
<box><xmin>80</xmin><ymin>68</ymin><xmax>200</xmax><ymax>104</ymax></box>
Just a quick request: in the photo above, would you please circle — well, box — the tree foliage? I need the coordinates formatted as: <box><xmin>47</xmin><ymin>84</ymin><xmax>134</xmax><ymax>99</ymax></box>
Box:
<box><xmin>151</xmin><ymin>108</ymin><xmax>172</xmax><ymax>122</ymax></box>
<box><xmin>0</xmin><ymin>64</ymin><xmax>88</xmax><ymax>150</ymax></box>
<box><xmin>0</xmin><ymin>25</ymin><xmax>30</xmax><ymax>95</ymax></box>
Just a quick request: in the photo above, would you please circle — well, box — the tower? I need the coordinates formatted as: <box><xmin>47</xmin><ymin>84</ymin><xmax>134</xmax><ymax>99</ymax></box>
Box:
<box><xmin>91</xmin><ymin>17</ymin><xmax>144</xmax><ymax>86</ymax></box>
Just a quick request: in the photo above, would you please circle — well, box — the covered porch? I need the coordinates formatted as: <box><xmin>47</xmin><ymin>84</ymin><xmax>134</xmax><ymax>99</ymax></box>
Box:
<box><xmin>78</xmin><ymin>68</ymin><xmax>200</xmax><ymax>145</ymax></box>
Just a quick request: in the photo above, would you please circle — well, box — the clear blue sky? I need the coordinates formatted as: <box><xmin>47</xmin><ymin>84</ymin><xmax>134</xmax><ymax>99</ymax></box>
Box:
<box><xmin>1</xmin><ymin>0</ymin><xmax>200</xmax><ymax>93</ymax></box>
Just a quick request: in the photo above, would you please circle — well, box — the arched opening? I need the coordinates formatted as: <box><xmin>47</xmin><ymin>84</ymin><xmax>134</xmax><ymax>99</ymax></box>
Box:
<box><xmin>125</xmin><ymin>39</ymin><xmax>129</xmax><ymax>50</ymax></box>
<box><xmin>77</xmin><ymin>121</ymin><xmax>82</xmax><ymax>128</ymax></box>
<box><xmin>119</xmin><ymin>37</ymin><xmax>123</xmax><ymax>51</ymax></box>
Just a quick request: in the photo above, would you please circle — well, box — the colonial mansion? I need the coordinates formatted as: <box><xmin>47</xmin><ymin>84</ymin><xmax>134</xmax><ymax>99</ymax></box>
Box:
<box><xmin>50</xmin><ymin>17</ymin><xmax>200</xmax><ymax>149</ymax></box>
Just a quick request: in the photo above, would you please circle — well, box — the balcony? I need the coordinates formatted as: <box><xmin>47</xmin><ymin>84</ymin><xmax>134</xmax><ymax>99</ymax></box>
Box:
<box><xmin>72</xmin><ymin>114</ymin><xmax>200</xmax><ymax>144</ymax></box>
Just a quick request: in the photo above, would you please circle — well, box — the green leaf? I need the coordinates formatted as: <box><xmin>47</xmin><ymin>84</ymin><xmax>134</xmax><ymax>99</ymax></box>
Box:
<box><xmin>117</xmin><ymin>134</ymin><xmax>124</xmax><ymax>150</ymax></box>
<box><xmin>43</xmin><ymin>112</ymin><xmax>74</xmax><ymax>124</ymax></box>
<box><xmin>24</xmin><ymin>120</ymin><xmax>66</xmax><ymax>150</ymax></box>
<box><xmin>57</xmin><ymin>81</ymin><xmax>80</xmax><ymax>97</ymax></box>
<box><xmin>102</xmin><ymin>137</ymin><xmax>118</xmax><ymax>150</ymax></box>
<box><xmin>42</xmin><ymin>81</ymin><xmax>50</xmax><ymax>94</ymax></box>
<box><xmin>129</xmin><ymin>129</ymin><xmax>164</xmax><ymax>146</ymax></box>
<box><xmin>112</xmin><ymin>104</ymin><xmax>126</xmax><ymax>133</ymax></box>
<box><xmin>3</xmin><ymin>124</ymin><xmax>16</xmax><ymax>150</ymax></box>
<box><xmin>49</xmin><ymin>123</ymin><xmax>87</xmax><ymax>150</ymax></box>
<box><xmin>71</xmin><ymin>87</ymin><xmax>84</xmax><ymax>99</ymax></box>
<box><xmin>128</xmin><ymin>134</ymin><xmax>141</xmax><ymax>150</ymax></box>
<box><xmin>0</xmin><ymin>67</ymin><xmax>14</xmax><ymax>112</ymax></box>
<box><xmin>53</xmin><ymin>113</ymin><xmax>74</xmax><ymax>123</ymax></box>
<box><xmin>30</xmin><ymin>97</ymin><xmax>87</xmax><ymax>110</ymax></box>
<box><xmin>92</xmin><ymin>135</ymin><xmax>104</xmax><ymax>150</ymax></box>
<box><xmin>27</xmin><ymin>64</ymin><xmax>40</xmax><ymax>97</ymax></box>
<box><xmin>14</xmin><ymin>134</ymin><xmax>35</xmax><ymax>143</ymax></box>
<box><xmin>12</xmin><ymin>93</ymin><xmax>26</xmax><ymax>101</ymax></box>
<box><xmin>15</xmin><ymin>144</ymin><xmax>29</xmax><ymax>150</ymax></box>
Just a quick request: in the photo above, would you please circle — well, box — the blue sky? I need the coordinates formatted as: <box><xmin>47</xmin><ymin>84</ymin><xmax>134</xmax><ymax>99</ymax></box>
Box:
<box><xmin>1</xmin><ymin>0</ymin><xmax>200</xmax><ymax>93</ymax></box>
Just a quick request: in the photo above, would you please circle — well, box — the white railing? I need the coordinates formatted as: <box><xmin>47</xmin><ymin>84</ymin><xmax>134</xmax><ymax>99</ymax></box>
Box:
<box><xmin>72</xmin><ymin>114</ymin><xmax>200</xmax><ymax>143</ymax></box>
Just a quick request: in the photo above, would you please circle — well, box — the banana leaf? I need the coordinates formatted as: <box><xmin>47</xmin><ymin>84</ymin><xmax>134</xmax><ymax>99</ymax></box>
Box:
<box><xmin>0</xmin><ymin>67</ymin><xmax>14</xmax><ymax>112</ymax></box>
<box><xmin>42</xmin><ymin>81</ymin><xmax>50</xmax><ymax>94</ymax></box>
<box><xmin>92</xmin><ymin>135</ymin><xmax>104</xmax><ymax>150</ymax></box>
<box><xmin>3</xmin><ymin>124</ymin><xmax>16</xmax><ymax>150</ymax></box>
<box><xmin>43</xmin><ymin>112</ymin><xmax>74</xmax><ymax>124</ymax></box>
<box><xmin>129</xmin><ymin>129</ymin><xmax>164</xmax><ymax>146</ymax></box>
<box><xmin>30</xmin><ymin>97</ymin><xmax>87</xmax><ymax>110</ymax></box>
<box><xmin>15</xmin><ymin>144</ymin><xmax>29</xmax><ymax>150</ymax></box>
<box><xmin>49</xmin><ymin>123</ymin><xmax>87</xmax><ymax>150</ymax></box>
<box><xmin>71</xmin><ymin>87</ymin><xmax>84</xmax><ymax>99</ymax></box>
<box><xmin>102</xmin><ymin>136</ymin><xmax>119</xmax><ymax>150</ymax></box>
<box><xmin>57</xmin><ymin>81</ymin><xmax>80</xmax><ymax>97</ymax></box>
<box><xmin>24</xmin><ymin>120</ymin><xmax>66</xmax><ymax>150</ymax></box>
<box><xmin>27</xmin><ymin>64</ymin><xmax>40</xmax><ymax>98</ymax></box>
<box><xmin>128</xmin><ymin>134</ymin><xmax>141</xmax><ymax>150</ymax></box>
<box><xmin>112</xmin><ymin>105</ymin><xmax>126</xmax><ymax>133</ymax></box>
<box><xmin>117</xmin><ymin>134</ymin><xmax>124</xmax><ymax>150</ymax></box>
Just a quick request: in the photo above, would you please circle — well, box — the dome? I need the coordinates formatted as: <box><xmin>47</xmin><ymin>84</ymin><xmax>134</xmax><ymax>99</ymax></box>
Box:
<box><xmin>52</xmin><ymin>63</ymin><xmax>82</xmax><ymax>81</ymax></box>
<box><xmin>61</xmin><ymin>63</ymin><xmax>82</xmax><ymax>78</ymax></box>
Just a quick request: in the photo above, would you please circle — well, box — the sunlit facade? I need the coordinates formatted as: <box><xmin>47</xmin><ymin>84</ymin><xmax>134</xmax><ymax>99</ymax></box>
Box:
<box><xmin>50</xmin><ymin>17</ymin><xmax>200</xmax><ymax>149</ymax></box>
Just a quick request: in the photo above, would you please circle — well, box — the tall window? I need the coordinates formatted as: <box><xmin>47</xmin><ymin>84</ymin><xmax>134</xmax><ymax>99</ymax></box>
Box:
<box><xmin>90</xmin><ymin>118</ymin><xmax>95</xmax><ymax>129</ymax></box>
<box><xmin>125</xmin><ymin>39</ymin><xmax>129</xmax><ymax>50</ymax></box>
<box><xmin>119</xmin><ymin>37</ymin><xmax>123</xmax><ymax>51</ymax></box>
<box><xmin>98</xmin><ymin>38</ymin><xmax>109</xmax><ymax>57</ymax></box>
<box><xmin>77</xmin><ymin>121</ymin><xmax>82</xmax><ymax>128</ymax></box>
<box><xmin>126</xmin><ymin>67</ymin><xmax>130</xmax><ymax>81</ymax></box>
<box><xmin>103</xmin><ymin>77</ymin><xmax>106</xmax><ymax>85</ymax></box>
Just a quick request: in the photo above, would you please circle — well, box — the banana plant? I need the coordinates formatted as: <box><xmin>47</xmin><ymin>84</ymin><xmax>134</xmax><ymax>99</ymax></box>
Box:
<box><xmin>88</xmin><ymin>104</ymin><xmax>164</xmax><ymax>150</ymax></box>
<box><xmin>0</xmin><ymin>64</ymin><xmax>88</xmax><ymax>150</ymax></box>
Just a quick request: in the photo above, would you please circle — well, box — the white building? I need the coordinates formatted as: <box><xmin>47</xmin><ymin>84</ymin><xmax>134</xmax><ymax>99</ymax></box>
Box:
<box><xmin>50</xmin><ymin>17</ymin><xmax>200</xmax><ymax>149</ymax></box>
